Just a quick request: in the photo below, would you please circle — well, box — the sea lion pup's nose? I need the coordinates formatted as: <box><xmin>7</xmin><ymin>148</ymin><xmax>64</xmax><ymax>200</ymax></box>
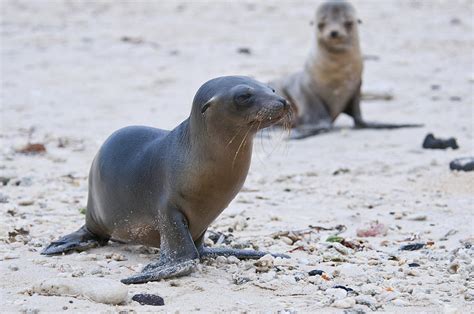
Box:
<box><xmin>330</xmin><ymin>30</ymin><xmax>339</xmax><ymax>38</ymax></box>
<box><xmin>272</xmin><ymin>96</ymin><xmax>288</xmax><ymax>109</ymax></box>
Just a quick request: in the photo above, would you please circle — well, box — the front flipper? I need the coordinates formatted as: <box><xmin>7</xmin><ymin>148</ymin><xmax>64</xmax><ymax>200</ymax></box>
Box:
<box><xmin>199</xmin><ymin>246</ymin><xmax>289</xmax><ymax>259</ymax></box>
<box><xmin>41</xmin><ymin>225</ymin><xmax>109</xmax><ymax>255</ymax></box>
<box><xmin>121</xmin><ymin>210</ymin><xmax>199</xmax><ymax>285</ymax></box>
<box><xmin>121</xmin><ymin>259</ymin><xmax>198</xmax><ymax>285</ymax></box>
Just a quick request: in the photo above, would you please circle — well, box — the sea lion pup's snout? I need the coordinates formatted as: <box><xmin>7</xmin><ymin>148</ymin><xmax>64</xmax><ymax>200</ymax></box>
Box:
<box><xmin>315</xmin><ymin>0</ymin><xmax>359</xmax><ymax>51</ymax></box>
<box><xmin>254</xmin><ymin>95</ymin><xmax>289</xmax><ymax>128</ymax></box>
<box><xmin>195</xmin><ymin>76</ymin><xmax>289</xmax><ymax>130</ymax></box>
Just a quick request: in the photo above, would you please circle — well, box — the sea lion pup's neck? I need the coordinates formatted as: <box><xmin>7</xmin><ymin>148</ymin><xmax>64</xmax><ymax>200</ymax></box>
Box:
<box><xmin>187</xmin><ymin>110</ymin><xmax>254</xmax><ymax>169</ymax></box>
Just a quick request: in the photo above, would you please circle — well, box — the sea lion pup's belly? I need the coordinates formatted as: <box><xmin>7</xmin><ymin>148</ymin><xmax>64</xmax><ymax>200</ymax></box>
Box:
<box><xmin>42</xmin><ymin>76</ymin><xmax>291</xmax><ymax>284</ymax></box>
<box><xmin>270</xmin><ymin>0</ymin><xmax>422</xmax><ymax>139</ymax></box>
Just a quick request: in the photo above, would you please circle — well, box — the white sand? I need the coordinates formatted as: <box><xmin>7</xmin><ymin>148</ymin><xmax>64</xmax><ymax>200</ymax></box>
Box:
<box><xmin>1</xmin><ymin>0</ymin><xmax>473</xmax><ymax>312</ymax></box>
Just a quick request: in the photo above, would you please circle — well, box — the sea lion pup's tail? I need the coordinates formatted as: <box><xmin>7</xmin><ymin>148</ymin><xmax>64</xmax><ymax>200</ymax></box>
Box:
<box><xmin>41</xmin><ymin>225</ymin><xmax>109</xmax><ymax>255</ymax></box>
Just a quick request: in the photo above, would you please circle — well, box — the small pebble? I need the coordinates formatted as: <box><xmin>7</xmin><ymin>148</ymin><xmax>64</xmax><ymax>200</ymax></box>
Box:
<box><xmin>0</xmin><ymin>192</ymin><xmax>8</xmax><ymax>203</ymax></box>
<box><xmin>8</xmin><ymin>264</ymin><xmax>19</xmax><ymax>271</ymax></box>
<box><xmin>355</xmin><ymin>295</ymin><xmax>377</xmax><ymax>310</ymax></box>
<box><xmin>448</xmin><ymin>262</ymin><xmax>459</xmax><ymax>274</ymax></box>
<box><xmin>464</xmin><ymin>289</ymin><xmax>474</xmax><ymax>301</ymax></box>
<box><xmin>333</xmin><ymin>285</ymin><xmax>354</xmax><ymax>293</ymax></box>
<box><xmin>254</xmin><ymin>254</ymin><xmax>274</xmax><ymax>272</ymax></box>
<box><xmin>215</xmin><ymin>256</ymin><xmax>227</xmax><ymax>264</ymax></box>
<box><xmin>18</xmin><ymin>199</ymin><xmax>34</xmax><ymax>206</ymax></box>
<box><xmin>326</xmin><ymin>288</ymin><xmax>348</xmax><ymax>300</ymax></box>
<box><xmin>308</xmin><ymin>269</ymin><xmax>324</xmax><ymax>276</ymax></box>
<box><xmin>227</xmin><ymin>256</ymin><xmax>240</xmax><ymax>264</ymax></box>
<box><xmin>332</xmin><ymin>243</ymin><xmax>350</xmax><ymax>255</ymax></box>
<box><xmin>280</xmin><ymin>236</ymin><xmax>293</xmax><ymax>245</ymax></box>
<box><xmin>3</xmin><ymin>253</ymin><xmax>20</xmax><ymax>260</ymax></box>
<box><xmin>237</xmin><ymin>47</ymin><xmax>252</xmax><ymax>55</ymax></box>
<box><xmin>232</xmin><ymin>273</ymin><xmax>252</xmax><ymax>285</ymax></box>
<box><xmin>392</xmin><ymin>298</ymin><xmax>409</xmax><ymax>306</ymax></box>
<box><xmin>407</xmin><ymin>215</ymin><xmax>427</xmax><ymax>221</ymax></box>
<box><xmin>132</xmin><ymin>293</ymin><xmax>165</xmax><ymax>306</ymax></box>
<box><xmin>169</xmin><ymin>280</ymin><xmax>180</xmax><ymax>287</ymax></box>
<box><xmin>332</xmin><ymin>297</ymin><xmax>356</xmax><ymax>309</ymax></box>
<box><xmin>105</xmin><ymin>253</ymin><xmax>127</xmax><ymax>261</ymax></box>
<box><xmin>400</xmin><ymin>243</ymin><xmax>424</xmax><ymax>251</ymax></box>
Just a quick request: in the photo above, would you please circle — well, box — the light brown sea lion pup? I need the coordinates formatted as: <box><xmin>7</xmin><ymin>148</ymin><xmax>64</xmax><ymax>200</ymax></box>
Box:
<box><xmin>42</xmin><ymin>76</ymin><xmax>290</xmax><ymax>284</ymax></box>
<box><xmin>270</xmin><ymin>0</ymin><xmax>422</xmax><ymax>139</ymax></box>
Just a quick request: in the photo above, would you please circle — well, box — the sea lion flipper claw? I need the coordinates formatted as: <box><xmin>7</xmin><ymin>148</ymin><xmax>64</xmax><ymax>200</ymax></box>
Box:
<box><xmin>121</xmin><ymin>259</ymin><xmax>198</xmax><ymax>285</ymax></box>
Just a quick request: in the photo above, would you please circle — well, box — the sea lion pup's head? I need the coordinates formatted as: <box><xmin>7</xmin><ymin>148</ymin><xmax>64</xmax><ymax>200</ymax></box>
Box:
<box><xmin>192</xmin><ymin>76</ymin><xmax>289</xmax><ymax>133</ymax></box>
<box><xmin>315</xmin><ymin>0</ymin><xmax>360</xmax><ymax>53</ymax></box>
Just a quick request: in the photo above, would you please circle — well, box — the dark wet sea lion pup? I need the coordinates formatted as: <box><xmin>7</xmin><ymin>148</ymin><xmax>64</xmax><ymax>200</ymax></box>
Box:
<box><xmin>270</xmin><ymin>0</ymin><xmax>422</xmax><ymax>139</ymax></box>
<box><xmin>42</xmin><ymin>76</ymin><xmax>290</xmax><ymax>284</ymax></box>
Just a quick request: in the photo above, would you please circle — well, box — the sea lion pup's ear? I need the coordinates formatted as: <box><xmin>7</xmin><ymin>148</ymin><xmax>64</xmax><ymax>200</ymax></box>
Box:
<box><xmin>357</xmin><ymin>19</ymin><xmax>362</xmax><ymax>24</ymax></box>
<box><xmin>309</xmin><ymin>20</ymin><xmax>314</xmax><ymax>26</ymax></box>
<box><xmin>201</xmin><ymin>97</ymin><xmax>215</xmax><ymax>114</ymax></box>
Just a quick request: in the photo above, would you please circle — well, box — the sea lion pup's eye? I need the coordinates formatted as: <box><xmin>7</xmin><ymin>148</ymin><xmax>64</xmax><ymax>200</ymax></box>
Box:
<box><xmin>344</xmin><ymin>21</ymin><xmax>354</xmax><ymax>29</ymax></box>
<box><xmin>200</xmin><ymin>97</ymin><xmax>214</xmax><ymax>114</ymax></box>
<box><xmin>236</xmin><ymin>90</ymin><xmax>253</xmax><ymax>102</ymax></box>
<box><xmin>317</xmin><ymin>22</ymin><xmax>325</xmax><ymax>30</ymax></box>
<box><xmin>267</xmin><ymin>86</ymin><xmax>276</xmax><ymax>93</ymax></box>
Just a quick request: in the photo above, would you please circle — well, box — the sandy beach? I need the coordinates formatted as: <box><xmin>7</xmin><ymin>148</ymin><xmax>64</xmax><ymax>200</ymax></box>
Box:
<box><xmin>1</xmin><ymin>0</ymin><xmax>473</xmax><ymax>312</ymax></box>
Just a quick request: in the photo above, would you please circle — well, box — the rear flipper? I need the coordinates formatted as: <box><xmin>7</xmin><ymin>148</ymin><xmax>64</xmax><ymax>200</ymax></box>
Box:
<box><xmin>345</xmin><ymin>86</ymin><xmax>423</xmax><ymax>131</ymax></box>
<box><xmin>199</xmin><ymin>246</ymin><xmax>289</xmax><ymax>260</ymax></box>
<box><xmin>354</xmin><ymin>121</ymin><xmax>424</xmax><ymax>129</ymax></box>
<box><xmin>41</xmin><ymin>225</ymin><xmax>109</xmax><ymax>255</ymax></box>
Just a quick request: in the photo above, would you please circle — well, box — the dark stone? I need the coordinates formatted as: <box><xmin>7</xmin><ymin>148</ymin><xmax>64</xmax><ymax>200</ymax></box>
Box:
<box><xmin>308</xmin><ymin>269</ymin><xmax>324</xmax><ymax>276</ymax></box>
<box><xmin>237</xmin><ymin>47</ymin><xmax>251</xmax><ymax>55</ymax></box>
<box><xmin>422</xmin><ymin>133</ymin><xmax>458</xmax><ymax>150</ymax></box>
<box><xmin>408</xmin><ymin>263</ymin><xmax>420</xmax><ymax>267</ymax></box>
<box><xmin>449</xmin><ymin>157</ymin><xmax>474</xmax><ymax>172</ymax></box>
<box><xmin>132</xmin><ymin>294</ymin><xmax>165</xmax><ymax>306</ymax></box>
<box><xmin>333</xmin><ymin>285</ymin><xmax>354</xmax><ymax>293</ymax></box>
<box><xmin>400</xmin><ymin>243</ymin><xmax>425</xmax><ymax>251</ymax></box>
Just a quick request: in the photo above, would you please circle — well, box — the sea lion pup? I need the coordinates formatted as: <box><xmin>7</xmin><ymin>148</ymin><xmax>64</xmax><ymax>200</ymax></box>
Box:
<box><xmin>270</xmin><ymin>0</ymin><xmax>422</xmax><ymax>139</ymax></box>
<box><xmin>42</xmin><ymin>76</ymin><xmax>290</xmax><ymax>284</ymax></box>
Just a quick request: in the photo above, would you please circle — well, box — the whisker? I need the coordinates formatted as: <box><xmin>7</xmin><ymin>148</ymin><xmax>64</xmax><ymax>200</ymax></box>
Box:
<box><xmin>232</xmin><ymin>121</ymin><xmax>256</xmax><ymax>168</ymax></box>
<box><xmin>226</xmin><ymin>125</ymin><xmax>245</xmax><ymax>148</ymax></box>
